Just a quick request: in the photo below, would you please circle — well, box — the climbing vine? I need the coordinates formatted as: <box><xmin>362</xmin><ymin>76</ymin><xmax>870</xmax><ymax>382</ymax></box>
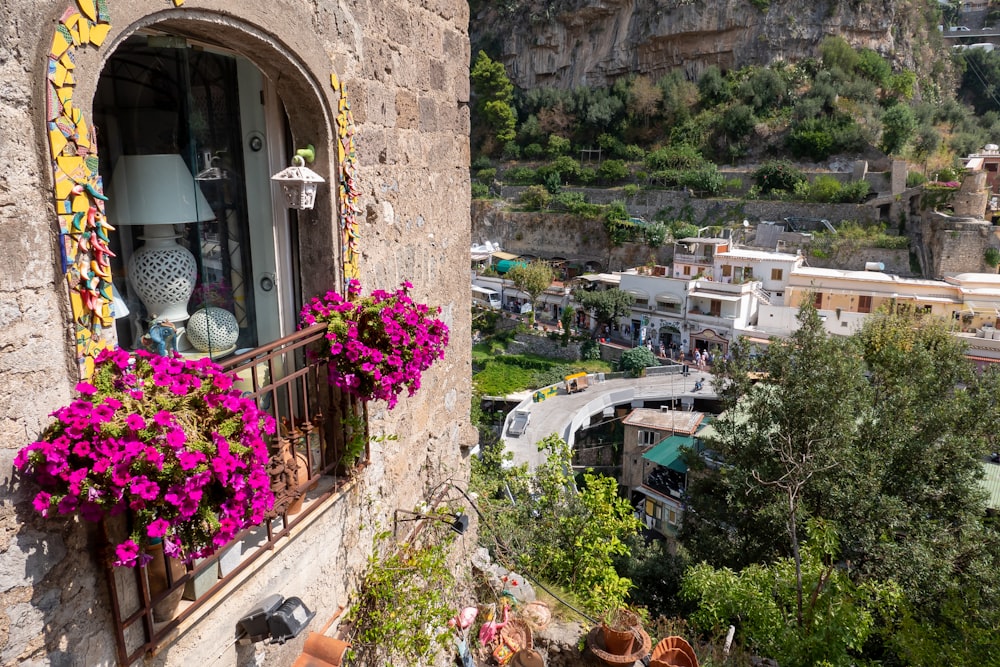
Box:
<box><xmin>347</xmin><ymin>523</ymin><xmax>461</xmax><ymax>666</ymax></box>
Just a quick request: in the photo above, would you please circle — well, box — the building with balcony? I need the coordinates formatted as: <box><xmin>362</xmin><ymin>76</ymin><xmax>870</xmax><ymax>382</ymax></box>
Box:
<box><xmin>622</xmin><ymin>408</ymin><xmax>706</xmax><ymax>537</ymax></box>
<box><xmin>672</xmin><ymin>237</ymin><xmax>730</xmax><ymax>279</ymax></box>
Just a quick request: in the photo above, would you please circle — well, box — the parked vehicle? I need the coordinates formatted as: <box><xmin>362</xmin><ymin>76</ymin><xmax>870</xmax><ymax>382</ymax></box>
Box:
<box><xmin>472</xmin><ymin>284</ymin><xmax>501</xmax><ymax>309</ymax></box>
<box><xmin>564</xmin><ymin>372</ymin><xmax>589</xmax><ymax>394</ymax></box>
<box><xmin>507</xmin><ymin>410</ymin><xmax>531</xmax><ymax>437</ymax></box>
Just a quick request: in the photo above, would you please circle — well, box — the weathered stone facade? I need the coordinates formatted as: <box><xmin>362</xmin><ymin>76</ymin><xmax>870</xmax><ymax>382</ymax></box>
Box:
<box><xmin>0</xmin><ymin>1</ymin><xmax>472</xmax><ymax>665</ymax></box>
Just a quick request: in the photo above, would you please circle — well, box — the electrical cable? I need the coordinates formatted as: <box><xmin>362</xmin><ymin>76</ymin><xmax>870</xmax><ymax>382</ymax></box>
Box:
<box><xmin>431</xmin><ymin>478</ymin><xmax>598</xmax><ymax>624</ymax></box>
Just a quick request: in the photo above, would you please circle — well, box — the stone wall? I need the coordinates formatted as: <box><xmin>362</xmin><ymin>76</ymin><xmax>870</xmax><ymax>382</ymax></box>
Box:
<box><xmin>919</xmin><ymin>213</ymin><xmax>998</xmax><ymax>278</ymax></box>
<box><xmin>508</xmin><ymin>333</ymin><xmax>582</xmax><ymax>361</ymax></box>
<box><xmin>0</xmin><ymin>2</ymin><xmax>472</xmax><ymax>666</ymax></box>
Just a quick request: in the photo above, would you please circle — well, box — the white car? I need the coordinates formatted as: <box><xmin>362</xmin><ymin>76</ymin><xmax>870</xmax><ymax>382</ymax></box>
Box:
<box><xmin>507</xmin><ymin>410</ymin><xmax>531</xmax><ymax>437</ymax></box>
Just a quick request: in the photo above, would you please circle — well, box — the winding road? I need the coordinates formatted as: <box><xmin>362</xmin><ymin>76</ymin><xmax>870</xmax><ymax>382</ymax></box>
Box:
<box><xmin>500</xmin><ymin>367</ymin><xmax>719</xmax><ymax>470</ymax></box>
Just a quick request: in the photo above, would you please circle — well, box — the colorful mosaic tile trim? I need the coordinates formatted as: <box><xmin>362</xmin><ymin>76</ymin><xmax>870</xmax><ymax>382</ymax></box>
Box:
<box><xmin>48</xmin><ymin>0</ymin><xmax>116</xmax><ymax>378</ymax></box>
<box><xmin>331</xmin><ymin>73</ymin><xmax>361</xmax><ymax>285</ymax></box>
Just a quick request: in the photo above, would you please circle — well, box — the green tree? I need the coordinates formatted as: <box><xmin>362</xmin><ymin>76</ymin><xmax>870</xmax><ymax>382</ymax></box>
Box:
<box><xmin>574</xmin><ymin>288</ymin><xmax>634</xmax><ymax>334</ymax></box>
<box><xmin>471</xmin><ymin>51</ymin><xmax>516</xmax><ymax>149</ymax></box>
<box><xmin>506</xmin><ymin>260</ymin><xmax>555</xmax><ymax>326</ymax></box>
<box><xmin>560</xmin><ymin>305</ymin><xmax>575</xmax><ymax>346</ymax></box>
<box><xmin>682</xmin><ymin>519</ymin><xmax>902</xmax><ymax>667</ymax></box>
<box><xmin>470</xmin><ymin>435</ymin><xmax>641</xmax><ymax>613</ymax></box>
<box><xmin>880</xmin><ymin>103</ymin><xmax>917</xmax><ymax>155</ymax></box>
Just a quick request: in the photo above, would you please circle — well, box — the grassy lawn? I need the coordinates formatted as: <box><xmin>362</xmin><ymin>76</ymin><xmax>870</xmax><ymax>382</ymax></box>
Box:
<box><xmin>472</xmin><ymin>342</ymin><xmax>612</xmax><ymax>396</ymax></box>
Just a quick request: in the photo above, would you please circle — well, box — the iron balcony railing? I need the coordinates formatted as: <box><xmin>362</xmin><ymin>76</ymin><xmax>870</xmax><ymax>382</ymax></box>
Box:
<box><xmin>105</xmin><ymin>323</ymin><xmax>363</xmax><ymax>666</ymax></box>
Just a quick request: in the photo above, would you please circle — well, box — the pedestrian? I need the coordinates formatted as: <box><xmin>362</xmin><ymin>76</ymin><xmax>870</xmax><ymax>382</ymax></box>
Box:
<box><xmin>659</xmin><ymin>343</ymin><xmax>666</xmax><ymax>358</ymax></box>
<box><xmin>693</xmin><ymin>349</ymin><xmax>702</xmax><ymax>368</ymax></box>
<box><xmin>704</xmin><ymin>350</ymin><xmax>712</xmax><ymax>366</ymax></box>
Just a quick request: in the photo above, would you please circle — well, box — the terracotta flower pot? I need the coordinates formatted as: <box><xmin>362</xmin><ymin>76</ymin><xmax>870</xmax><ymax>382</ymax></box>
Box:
<box><xmin>145</xmin><ymin>542</ymin><xmax>185</xmax><ymax>622</ymax></box>
<box><xmin>281</xmin><ymin>439</ymin><xmax>310</xmax><ymax>515</ymax></box>
<box><xmin>601</xmin><ymin>624</ymin><xmax>635</xmax><ymax>656</ymax></box>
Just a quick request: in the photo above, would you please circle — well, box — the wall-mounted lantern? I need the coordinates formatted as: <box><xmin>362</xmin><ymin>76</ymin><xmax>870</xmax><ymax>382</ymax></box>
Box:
<box><xmin>271</xmin><ymin>145</ymin><xmax>325</xmax><ymax>210</ymax></box>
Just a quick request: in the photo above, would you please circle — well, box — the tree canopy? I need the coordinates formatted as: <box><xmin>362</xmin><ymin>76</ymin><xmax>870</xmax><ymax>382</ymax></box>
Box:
<box><xmin>574</xmin><ymin>288</ymin><xmax>634</xmax><ymax>333</ymax></box>
<box><xmin>505</xmin><ymin>260</ymin><xmax>555</xmax><ymax>325</ymax></box>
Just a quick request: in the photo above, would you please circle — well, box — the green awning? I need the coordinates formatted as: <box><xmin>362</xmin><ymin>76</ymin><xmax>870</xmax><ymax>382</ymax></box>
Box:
<box><xmin>642</xmin><ymin>435</ymin><xmax>693</xmax><ymax>473</ymax></box>
<box><xmin>496</xmin><ymin>259</ymin><xmax>527</xmax><ymax>274</ymax></box>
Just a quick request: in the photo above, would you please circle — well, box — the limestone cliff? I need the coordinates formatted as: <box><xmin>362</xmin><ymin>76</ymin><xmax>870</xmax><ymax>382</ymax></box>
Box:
<box><xmin>472</xmin><ymin>0</ymin><xmax>937</xmax><ymax>89</ymax></box>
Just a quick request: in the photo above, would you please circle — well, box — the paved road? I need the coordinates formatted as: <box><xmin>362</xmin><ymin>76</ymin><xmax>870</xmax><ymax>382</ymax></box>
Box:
<box><xmin>501</xmin><ymin>370</ymin><xmax>718</xmax><ymax>470</ymax></box>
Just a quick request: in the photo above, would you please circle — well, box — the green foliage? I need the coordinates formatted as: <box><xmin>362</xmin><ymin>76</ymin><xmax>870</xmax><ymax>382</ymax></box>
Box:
<box><xmin>622</xmin><ymin>183</ymin><xmax>640</xmax><ymax>199</ymax></box>
<box><xmin>597</xmin><ymin>158</ymin><xmax>629</xmax><ymax>183</ymax></box>
<box><xmin>506</xmin><ymin>260</ymin><xmax>555</xmax><ymax>325</ymax></box>
<box><xmin>644</xmin><ymin>143</ymin><xmax>707</xmax><ymax>171</ymax></box>
<box><xmin>682</xmin><ymin>520</ymin><xmax>902</xmax><ymax>667</ymax></box>
<box><xmin>523</xmin><ymin>143</ymin><xmax>545</xmax><ymax>159</ymax></box>
<box><xmin>880</xmin><ymin>103</ymin><xmax>917</xmax><ymax>155</ymax></box>
<box><xmin>905</xmin><ymin>170</ymin><xmax>927</xmax><ymax>188</ymax></box>
<box><xmin>698</xmin><ymin>65</ymin><xmax>732</xmax><ymax>105</ymax></box>
<box><xmin>986</xmin><ymin>247</ymin><xmax>1000</xmax><ymax>268</ymax></box>
<box><xmin>470</xmin><ymin>434</ymin><xmax>642</xmax><ymax>614</ymax></box>
<box><xmin>504</xmin><ymin>166</ymin><xmax>537</xmax><ymax>184</ymax></box>
<box><xmin>601</xmin><ymin>201</ymin><xmax>637</xmax><ymax>245</ymax></box>
<box><xmin>618</xmin><ymin>346</ymin><xmax>658</xmax><ymax>377</ymax></box>
<box><xmin>471</xmin><ymin>182</ymin><xmax>490</xmax><ymax>199</ymax></box>
<box><xmin>476</xmin><ymin>167</ymin><xmax>497</xmax><ymax>184</ymax></box>
<box><xmin>560</xmin><ymin>306</ymin><xmax>575</xmax><ymax>346</ymax></box>
<box><xmin>546</xmin><ymin>134</ymin><xmax>571</xmax><ymax>157</ymax></box>
<box><xmin>575</xmin><ymin>288</ymin><xmax>634</xmax><ymax>331</ymax></box>
<box><xmin>471</xmin><ymin>51</ymin><xmax>517</xmax><ymax>147</ymax></box>
<box><xmin>753</xmin><ymin>160</ymin><xmax>806</xmax><ymax>194</ymax></box>
<box><xmin>551</xmin><ymin>192</ymin><xmax>603</xmax><ymax>218</ymax></box>
<box><xmin>787</xmin><ymin>115</ymin><xmax>864</xmax><ymax>161</ymax></box>
<box><xmin>519</xmin><ymin>185</ymin><xmax>551</xmax><ymax>211</ymax></box>
<box><xmin>642</xmin><ymin>221</ymin><xmax>669</xmax><ymax>247</ymax></box>
<box><xmin>580</xmin><ymin>338</ymin><xmax>601</xmax><ymax>360</ymax></box>
<box><xmin>348</xmin><ymin>527</ymin><xmax>459</xmax><ymax>666</ymax></box>
<box><xmin>856</xmin><ymin>48</ymin><xmax>891</xmax><ymax>86</ymax></box>
<box><xmin>679</xmin><ymin>164</ymin><xmax>726</xmax><ymax>196</ymax></box>
<box><xmin>721</xmin><ymin>102</ymin><xmax>755</xmax><ymax>142</ymax></box>
<box><xmin>819</xmin><ymin>36</ymin><xmax>859</xmax><ymax>75</ymax></box>
<box><xmin>800</xmin><ymin>176</ymin><xmax>871</xmax><ymax>203</ymax></box>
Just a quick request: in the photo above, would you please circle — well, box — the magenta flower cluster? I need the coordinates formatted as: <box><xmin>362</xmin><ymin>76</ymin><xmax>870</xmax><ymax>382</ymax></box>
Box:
<box><xmin>300</xmin><ymin>280</ymin><xmax>449</xmax><ymax>409</ymax></box>
<box><xmin>14</xmin><ymin>348</ymin><xmax>275</xmax><ymax>568</ymax></box>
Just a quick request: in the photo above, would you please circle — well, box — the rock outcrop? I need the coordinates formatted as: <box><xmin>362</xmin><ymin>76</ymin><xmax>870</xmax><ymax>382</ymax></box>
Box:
<box><xmin>473</xmin><ymin>0</ymin><xmax>931</xmax><ymax>89</ymax></box>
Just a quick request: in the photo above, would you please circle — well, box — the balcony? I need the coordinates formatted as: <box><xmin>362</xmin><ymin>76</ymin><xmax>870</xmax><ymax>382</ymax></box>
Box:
<box><xmin>673</xmin><ymin>252</ymin><xmax>713</xmax><ymax>265</ymax></box>
<box><xmin>105</xmin><ymin>324</ymin><xmax>361</xmax><ymax>665</ymax></box>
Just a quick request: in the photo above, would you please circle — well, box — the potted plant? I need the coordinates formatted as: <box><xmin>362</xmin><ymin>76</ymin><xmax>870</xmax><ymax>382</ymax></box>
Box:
<box><xmin>14</xmin><ymin>348</ymin><xmax>275</xmax><ymax>569</ymax></box>
<box><xmin>300</xmin><ymin>280</ymin><xmax>449</xmax><ymax>408</ymax></box>
<box><xmin>599</xmin><ymin>606</ymin><xmax>641</xmax><ymax>655</ymax></box>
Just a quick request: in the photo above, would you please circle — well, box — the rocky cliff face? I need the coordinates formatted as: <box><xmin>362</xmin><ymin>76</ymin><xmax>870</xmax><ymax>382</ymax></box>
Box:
<box><xmin>473</xmin><ymin>0</ymin><xmax>929</xmax><ymax>89</ymax></box>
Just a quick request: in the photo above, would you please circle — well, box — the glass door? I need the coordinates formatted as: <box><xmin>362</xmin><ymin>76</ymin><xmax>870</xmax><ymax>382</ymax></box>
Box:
<box><xmin>95</xmin><ymin>34</ymin><xmax>289</xmax><ymax>359</ymax></box>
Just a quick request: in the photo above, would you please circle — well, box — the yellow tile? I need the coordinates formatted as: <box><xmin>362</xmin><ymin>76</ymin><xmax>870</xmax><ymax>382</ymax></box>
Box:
<box><xmin>57</xmin><ymin>85</ymin><xmax>73</xmax><ymax>106</ymax></box>
<box><xmin>77</xmin><ymin>0</ymin><xmax>97</xmax><ymax>23</ymax></box>
<box><xmin>54</xmin><ymin>62</ymin><xmax>68</xmax><ymax>87</ymax></box>
<box><xmin>72</xmin><ymin>194</ymin><xmax>89</xmax><ymax>212</ymax></box>
<box><xmin>89</xmin><ymin>23</ymin><xmax>110</xmax><ymax>47</ymax></box>
<box><xmin>51</xmin><ymin>30</ymin><xmax>72</xmax><ymax>58</ymax></box>
<box><xmin>54</xmin><ymin>175</ymin><xmax>74</xmax><ymax>200</ymax></box>
<box><xmin>60</xmin><ymin>53</ymin><xmax>75</xmax><ymax>70</ymax></box>
<box><xmin>49</xmin><ymin>128</ymin><xmax>68</xmax><ymax>158</ymax></box>
<box><xmin>77</xmin><ymin>18</ymin><xmax>90</xmax><ymax>44</ymax></box>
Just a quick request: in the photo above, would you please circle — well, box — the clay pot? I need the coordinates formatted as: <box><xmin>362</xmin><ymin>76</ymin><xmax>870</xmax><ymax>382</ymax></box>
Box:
<box><xmin>291</xmin><ymin>632</ymin><xmax>350</xmax><ymax>666</ymax></box>
<box><xmin>145</xmin><ymin>541</ymin><xmax>185</xmax><ymax>622</ymax></box>
<box><xmin>281</xmin><ymin>439</ymin><xmax>310</xmax><ymax>515</ymax></box>
<box><xmin>601</xmin><ymin>625</ymin><xmax>635</xmax><ymax>656</ymax></box>
<box><xmin>651</xmin><ymin>636</ymin><xmax>699</xmax><ymax>667</ymax></box>
<box><xmin>650</xmin><ymin>649</ymin><xmax>694</xmax><ymax>667</ymax></box>
<box><xmin>600</xmin><ymin>608</ymin><xmax>640</xmax><ymax>656</ymax></box>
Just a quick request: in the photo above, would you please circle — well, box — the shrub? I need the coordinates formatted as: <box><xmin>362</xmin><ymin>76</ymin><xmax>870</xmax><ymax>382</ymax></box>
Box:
<box><xmin>680</xmin><ymin>164</ymin><xmax>726</xmax><ymax>196</ymax></box>
<box><xmin>471</xmin><ymin>182</ymin><xmax>490</xmax><ymax>199</ymax></box>
<box><xmin>475</xmin><ymin>167</ymin><xmax>497</xmax><ymax>185</ymax></box>
<box><xmin>501</xmin><ymin>141</ymin><xmax>521</xmax><ymax>160</ymax></box>
<box><xmin>619</xmin><ymin>347</ymin><xmax>658</xmax><ymax>377</ymax></box>
<box><xmin>471</xmin><ymin>155</ymin><xmax>492</xmax><ymax>170</ymax></box>
<box><xmin>753</xmin><ymin>160</ymin><xmax>806</xmax><ymax>194</ymax></box>
<box><xmin>620</xmin><ymin>144</ymin><xmax>647</xmax><ymax>161</ymax></box>
<box><xmin>547</xmin><ymin>134</ymin><xmax>572</xmax><ymax>157</ymax></box>
<box><xmin>504</xmin><ymin>166</ymin><xmax>538</xmax><ymax>184</ymax></box>
<box><xmin>645</xmin><ymin>143</ymin><xmax>707</xmax><ymax>171</ymax></box>
<box><xmin>906</xmin><ymin>171</ymin><xmax>927</xmax><ymax>188</ymax></box>
<box><xmin>598</xmin><ymin>159</ymin><xmax>630</xmax><ymax>183</ymax></box>
<box><xmin>520</xmin><ymin>185</ymin><xmax>551</xmax><ymax>210</ymax></box>
<box><xmin>550</xmin><ymin>155</ymin><xmax>582</xmax><ymax>180</ymax></box>
<box><xmin>623</xmin><ymin>183</ymin><xmax>640</xmax><ymax>199</ymax></box>
<box><xmin>523</xmin><ymin>143</ymin><xmax>545</xmax><ymax>159</ymax></box>
<box><xmin>986</xmin><ymin>247</ymin><xmax>1000</xmax><ymax>268</ymax></box>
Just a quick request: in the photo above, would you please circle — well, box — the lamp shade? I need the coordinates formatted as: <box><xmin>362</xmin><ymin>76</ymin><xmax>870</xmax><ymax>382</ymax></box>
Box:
<box><xmin>108</xmin><ymin>154</ymin><xmax>215</xmax><ymax>226</ymax></box>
